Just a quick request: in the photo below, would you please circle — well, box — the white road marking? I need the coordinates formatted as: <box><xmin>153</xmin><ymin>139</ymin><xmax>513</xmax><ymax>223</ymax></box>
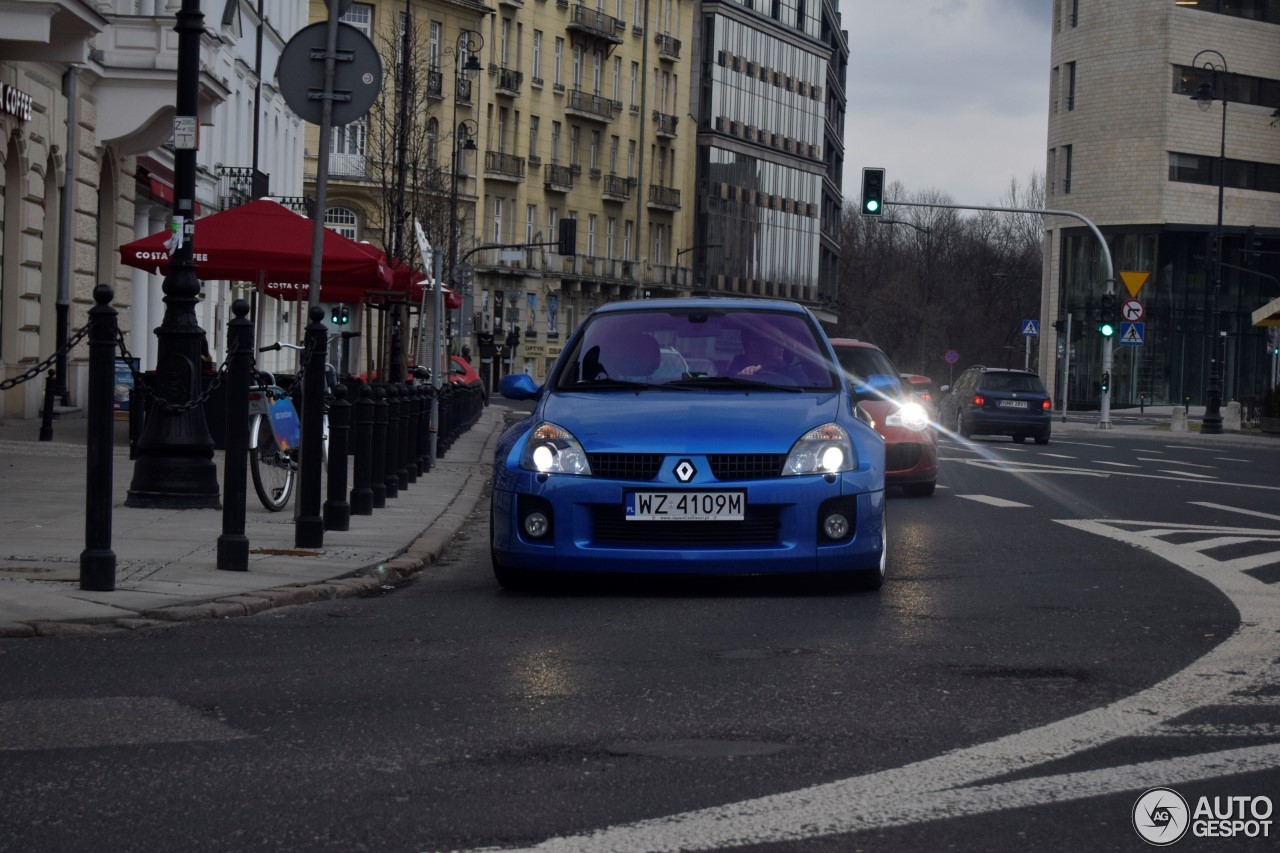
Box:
<box><xmin>1214</xmin><ymin>457</ymin><xmax>1249</xmax><ymax>463</ymax></box>
<box><xmin>956</xmin><ymin>495</ymin><xmax>1032</xmax><ymax>508</ymax></box>
<box><xmin>957</xmin><ymin>457</ymin><xmax>1280</xmax><ymax>490</ymax></box>
<box><xmin>1037</xmin><ymin>453</ymin><xmax>1075</xmax><ymax>459</ymax></box>
<box><xmin>1157</xmin><ymin>469</ymin><xmax>1217</xmax><ymax>479</ymax></box>
<box><xmin>1191</xmin><ymin>501</ymin><xmax>1280</xmax><ymax>523</ymax></box>
<box><xmin>1164</xmin><ymin>445</ymin><xmax>1218</xmax><ymax>452</ymax></box>
<box><xmin>1137</xmin><ymin>457</ymin><xmax>1215</xmax><ymax>468</ymax></box>
<box><xmin>1095</xmin><ymin>460</ymin><xmax>1140</xmax><ymax>468</ymax></box>
<box><xmin>1052</xmin><ymin>440</ymin><xmax>1113</xmax><ymax>449</ymax></box>
<box><xmin>472</xmin><ymin>508</ymin><xmax>1280</xmax><ymax>852</ymax></box>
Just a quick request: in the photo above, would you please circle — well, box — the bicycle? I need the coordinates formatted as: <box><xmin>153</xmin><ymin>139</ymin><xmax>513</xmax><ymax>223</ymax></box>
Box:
<box><xmin>248</xmin><ymin>342</ymin><xmax>332</xmax><ymax>511</ymax></box>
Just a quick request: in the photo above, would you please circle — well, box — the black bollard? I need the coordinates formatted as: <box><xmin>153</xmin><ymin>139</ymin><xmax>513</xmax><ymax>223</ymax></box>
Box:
<box><xmin>350</xmin><ymin>384</ymin><xmax>374</xmax><ymax>515</ymax></box>
<box><xmin>384</xmin><ymin>384</ymin><xmax>401</xmax><ymax>499</ymax></box>
<box><xmin>295</xmin><ymin>306</ymin><xmax>327</xmax><ymax>548</ymax></box>
<box><xmin>80</xmin><ymin>284</ymin><xmax>118</xmax><ymax>591</ymax></box>
<box><xmin>417</xmin><ymin>383</ymin><xmax>433</xmax><ymax>475</ymax></box>
<box><xmin>217</xmin><ymin>299</ymin><xmax>253</xmax><ymax>571</ymax></box>
<box><xmin>397</xmin><ymin>381</ymin><xmax>413</xmax><ymax>489</ymax></box>
<box><xmin>371</xmin><ymin>385</ymin><xmax>388</xmax><ymax>508</ymax></box>
<box><xmin>323</xmin><ymin>384</ymin><xmax>351</xmax><ymax>531</ymax></box>
<box><xmin>403</xmin><ymin>380</ymin><xmax>418</xmax><ymax>485</ymax></box>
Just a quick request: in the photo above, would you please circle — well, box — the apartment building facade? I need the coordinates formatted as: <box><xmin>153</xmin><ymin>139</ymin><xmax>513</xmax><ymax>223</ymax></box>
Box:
<box><xmin>1043</xmin><ymin>0</ymin><xmax>1280</xmax><ymax>407</ymax></box>
<box><xmin>305</xmin><ymin>0</ymin><xmax>847</xmax><ymax>382</ymax></box>
<box><xmin>0</xmin><ymin>0</ymin><xmax>307</xmax><ymax>419</ymax></box>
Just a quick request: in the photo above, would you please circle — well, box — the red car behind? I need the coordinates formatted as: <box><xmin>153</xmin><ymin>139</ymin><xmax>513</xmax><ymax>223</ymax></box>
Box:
<box><xmin>830</xmin><ymin>338</ymin><xmax>938</xmax><ymax>497</ymax></box>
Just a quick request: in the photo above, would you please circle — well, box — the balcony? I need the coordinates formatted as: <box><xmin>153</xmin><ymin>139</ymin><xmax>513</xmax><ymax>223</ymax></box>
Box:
<box><xmin>455</xmin><ymin>76</ymin><xmax>474</xmax><ymax>106</ymax></box>
<box><xmin>654</xmin><ymin>33</ymin><xmax>681</xmax><ymax>62</ymax></box>
<box><xmin>647</xmin><ymin>184</ymin><xmax>681</xmax><ymax>211</ymax></box>
<box><xmin>492</xmin><ymin>65</ymin><xmax>524</xmax><ymax>97</ymax></box>
<box><xmin>330</xmin><ymin>153</ymin><xmax>367</xmax><ymax>178</ymax></box>
<box><xmin>216</xmin><ymin>166</ymin><xmax>269</xmax><ymax>208</ymax></box>
<box><xmin>484</xmin><ymin>150</ymin><xmax>526</xmax><ymax>182</ymax></box>
<box><xmin>568</xmin><ymin>3</ymin><xmax>624</xmax><ymax>45</ymax></box>
<box><xmin>90</xmin><ymin>15</ymin><xmax>231</xmax><ymax>156</ymax></box>
<box><xmin>565</xmin><ymin>88</ymin><xmax>615</xmax><ymax>123</ymax></box>
<box><xmin>425</xmin><ymin>68</ymin><xmax>444</xmax><ymax>100</ymax></box>
<box><xmin>601</xmin><ymin>174</ymin><xmax>632</xmax><ymax>202</ymax></box>
<box><xmin>544</xmin><ymin>163</ymin><xmax>574</xmax><ymax>192</ymax></box>
<box><xmin>652</xmin><ymin>111</ymin><xmax>678</xmax><ymax>138</ymax></box>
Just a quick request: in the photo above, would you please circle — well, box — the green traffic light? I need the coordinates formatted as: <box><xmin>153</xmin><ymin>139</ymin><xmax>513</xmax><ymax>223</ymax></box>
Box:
<box><xmin>865</xmin><ymin>200</ymin><xmax>880</xmax><ymax>213</ymax></box>
<box><xmin>1099</xmin><ymin>322</ymin><xmax>1115</xmax><ymax>338</ymax></box>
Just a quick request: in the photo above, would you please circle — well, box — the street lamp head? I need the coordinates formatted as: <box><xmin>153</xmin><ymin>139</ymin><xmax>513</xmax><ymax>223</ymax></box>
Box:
<box><xmin>1192</xmin><ymin>80</ymin><xmax>1216</xmax><ymax>111</ymax></box>
<box><xmin>463</xmin><ymin>54</ymin><xmax>483</xmax><ymax>75</ymax></box>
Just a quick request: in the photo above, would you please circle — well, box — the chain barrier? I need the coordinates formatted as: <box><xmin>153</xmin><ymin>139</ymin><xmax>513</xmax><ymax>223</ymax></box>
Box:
<box><xmin>0</xmin><ymin>324</ymin><xmax>91</xmax><ymax>392</ymax></box>
<box><xmin>116</xmin><ymin>329</ymin><xmax>233</xmax><ymax>415</ymax></box>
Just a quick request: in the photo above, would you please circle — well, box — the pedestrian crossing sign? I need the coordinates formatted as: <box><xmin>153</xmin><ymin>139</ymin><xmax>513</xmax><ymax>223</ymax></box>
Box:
<box><xmin>1119</xmin><ymin>321</ymin><xmax>1145</xmax><ymax>346</ymax></box>
<box><xmin>1021</xmin><ymin>320</ymin><xmax>1039</xmax><ymax>337</ymax></box>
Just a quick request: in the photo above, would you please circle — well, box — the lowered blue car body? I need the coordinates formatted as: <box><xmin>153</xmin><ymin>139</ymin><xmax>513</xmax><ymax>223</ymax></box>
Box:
<box><xmin>490</xmin><ymin>298</ymin><xmax>887</xmax><ymax>588</ymax></box>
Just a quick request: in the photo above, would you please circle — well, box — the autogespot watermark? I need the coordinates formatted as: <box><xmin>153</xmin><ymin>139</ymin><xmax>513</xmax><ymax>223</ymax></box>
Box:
<box><xmin>1133</xmin><ymin>787</ymin><xmax>1273</xmax><ymax>845</ymax></box>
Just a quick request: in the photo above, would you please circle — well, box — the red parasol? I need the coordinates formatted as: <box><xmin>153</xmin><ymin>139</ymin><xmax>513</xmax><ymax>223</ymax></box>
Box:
<box><xmin>356</xmin><ymin>245</ymin><xmax>463</xmax><ymax>310</ymax></box>
<box><xmin>118</xmin><ymin>199</ymin><xmax>393</xmax><ymax>295</ymax></box>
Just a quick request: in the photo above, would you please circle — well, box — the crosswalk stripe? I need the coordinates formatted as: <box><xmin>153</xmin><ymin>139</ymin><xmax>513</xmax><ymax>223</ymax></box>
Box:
<box><xmin>957</xmin><ymin>495</ymin><xmax>1031</xmax><ymax>508</ymax></box>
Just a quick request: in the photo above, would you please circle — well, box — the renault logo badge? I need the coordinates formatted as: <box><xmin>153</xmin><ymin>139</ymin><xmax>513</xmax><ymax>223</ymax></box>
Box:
<box><xmin>673</xmin><ymin>459</ymin><xmax>697</xmax><ymax>483</ymax></box>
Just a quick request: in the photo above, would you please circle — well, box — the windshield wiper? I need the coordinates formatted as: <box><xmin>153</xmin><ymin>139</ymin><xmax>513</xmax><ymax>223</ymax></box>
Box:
<box><xmin>569</xmin><ymin>378</ymin><xmax>661</xmax><ymax>391</ymax></box>
<box><xmin>665</xmin><ymin>376</ymin><xmax>803</xmax><ymax>392</ymax></box>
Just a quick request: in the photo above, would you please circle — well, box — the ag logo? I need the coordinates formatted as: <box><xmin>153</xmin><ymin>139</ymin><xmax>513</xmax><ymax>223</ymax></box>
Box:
<box><xmin>1133</xmin><ymin>787</ymin><xmax>1190</xmax><ymax>845</ymax></box>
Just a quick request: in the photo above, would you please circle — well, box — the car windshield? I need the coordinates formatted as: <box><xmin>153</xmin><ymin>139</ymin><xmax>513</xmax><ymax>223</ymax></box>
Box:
<box><xmin>553</xmin><ymin>306</ymin><xmax>838</xmax><ymax>391</ymax></box>
<box><xmin>981</xmin><ymin>373</ymin><xmax>1045</xmax><ymax>393</ymax></box>
<box><xmin>835</xmin><ymin>347</ymin><xmax>902</xmax><ymax>397</ymax></box>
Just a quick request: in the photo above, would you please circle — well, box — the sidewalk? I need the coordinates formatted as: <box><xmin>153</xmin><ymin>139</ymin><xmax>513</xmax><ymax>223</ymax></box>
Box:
<box><xmin>1053</xmin><ymin>404</ymin><xmax>1280</xmax><ymax>448</ymax></box>
<box><xmin>0</xmin><ymin>404</ymin><xmax>510</xmax><ymax>638</ymax></box>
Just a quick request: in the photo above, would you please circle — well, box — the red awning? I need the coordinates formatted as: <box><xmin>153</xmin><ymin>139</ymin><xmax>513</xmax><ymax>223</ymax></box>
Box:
<box><xmin>356</xmin><ymin>245</ymin><xmax>463</xmax><ymax>310</ymax></box>
<box><xmin>119</xmin><ymin>199</ymin><xmax>392</xmax><ymax>293</ymax></box>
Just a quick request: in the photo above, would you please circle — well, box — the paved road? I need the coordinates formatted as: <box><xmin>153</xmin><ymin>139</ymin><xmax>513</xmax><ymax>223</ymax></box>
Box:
<box><xmin>1</xmin><ymin>416</ymin><xmax>1276</xmax><ymax>851</ymax></box>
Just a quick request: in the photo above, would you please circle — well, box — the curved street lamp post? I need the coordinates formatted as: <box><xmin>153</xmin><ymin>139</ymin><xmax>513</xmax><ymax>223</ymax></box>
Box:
<box><xmin>1190</xmin><ymin>48</ymin><xmax>1229</xmax><ymax>435</ymax></box>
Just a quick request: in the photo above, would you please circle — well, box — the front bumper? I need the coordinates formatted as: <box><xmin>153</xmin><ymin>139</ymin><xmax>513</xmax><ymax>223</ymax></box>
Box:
<box><xmin>492</xmin><ymin>463</ymin><xmax>885</xmax><ymax>576</ymax></box>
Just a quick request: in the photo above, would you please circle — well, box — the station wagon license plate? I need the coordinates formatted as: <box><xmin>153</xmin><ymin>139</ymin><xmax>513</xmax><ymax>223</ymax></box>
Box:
<box><xmin>998</xmin><ymin>400</ymin><xmax>1028</xmax><ymax>409</ymax></box>
<box><xmin>626</xmin><ymin>491</ymin><xmax>745</xmax><ymax>521</ymax></box>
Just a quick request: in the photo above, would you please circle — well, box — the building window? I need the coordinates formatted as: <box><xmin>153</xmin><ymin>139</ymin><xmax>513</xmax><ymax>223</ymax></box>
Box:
<box><xmin>613</xmin><ymin>57</ymin><xmax>622</xmax><ymax>101</ymax></box>
<box><xmin>607</xmin><ymin>217</ymin><xmax>617</xmax><ymax>258</ymax></box>
<box><xmin>589</xmin><ymin>130</ymin><xmax>600</xmax><ymax>170</ymax></box>
<box><xmin>1176</xmin><ymin>0</ymin><xmax>1280</xmax><ymax>23</ymax></box>
<box><xmin>526</xmin><ymin>204</ymin><xmax>537</xmax><ymax>244</ymax></box>
<box><xmin>1066</xmin><ymin>61</ymin><xmax>1076</xmax><ymax>111</ymax></box>
<box><xmin>554</xmin><ymin>38</ymin><xmax>564</xmax><ymax>86</ymax></box>
<box><xmin>1171</xmin><ymin>65</ymin><xmax>1279</xmax><ymax>109</ymax></box>
<box><xmin>493</xmin><ymin>197</ymin><xmax>504</xmax><ymax>243</ymax></box>
<box><xmin>624</xmin><ymin>220</ymin><xmax>633</xmax><ymax>260</ymax></box>
<box><xmin>529</xmin><ymin>116</ymin><xmax>540</xmax><ymax>159</ymax></box>
<box><xmin>630</xmin><ymin>62</ymin><xmax>639</xmax><ymax>106</ymax></box>
<box><xmin>1062</xmin><ymin>144</ymin><xmax>1072</xmax><ymax>194</ymax></box>
<box><xmin>551</xmin><ymin>121</ymin><xmax>562</xmax><ymax>163</ymax></box>
<box><xmin>325</xmin><ymin>206</ymin><xmax>358</xmax><ymax>239</ymax></box>
<box><xmin>569</xmin><ymin>125</ymin><xmax>580</xmax><ymax>168</ymax></box>
<box><xmin>1169</xmin><ymin>152</ymin><xmax>1280</xmax><ymax>193</ymax></box>
<box><xmin>533</xmin><ymin>30</ymin><xmax>542</xmax><ymax>79</ymax></box>
<box><xmin>340</xmin><ymin>3</ymin><xmax>371</xmax><ymax>35</ymax></box>
<box><xmin>587</xmin><ymin>214</ymin><xmax>597</xmax><ymax>257</ymax></box>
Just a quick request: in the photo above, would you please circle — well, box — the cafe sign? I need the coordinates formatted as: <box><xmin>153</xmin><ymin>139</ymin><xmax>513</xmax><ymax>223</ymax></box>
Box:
<box><xmin>1</xmin><ymin>84</ymin><xmax>34</xmax><ymax>122</ymax></box>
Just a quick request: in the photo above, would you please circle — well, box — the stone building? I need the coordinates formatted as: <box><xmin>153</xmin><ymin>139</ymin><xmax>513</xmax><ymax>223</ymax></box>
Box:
<box><xmin>1042</xmin><ymin>0</ymin><xmax>1280</xmax><ymax>408</ymax></box>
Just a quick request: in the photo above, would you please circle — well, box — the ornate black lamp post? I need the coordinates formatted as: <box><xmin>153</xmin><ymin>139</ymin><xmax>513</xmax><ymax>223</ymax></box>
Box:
<box><xmin>126</xmin><ymin>0</ymin><xmax>221</xmax><ymax>508</ymax></box>
<box><xmin>1190</xmin><ymin>49</ymin><xmax>1229</xmax><ymax>435</ymax></box>
<box><xmin>449</xmin><ymin>29</ymin><xmax>483</xmax><ymax>351</ymax></box>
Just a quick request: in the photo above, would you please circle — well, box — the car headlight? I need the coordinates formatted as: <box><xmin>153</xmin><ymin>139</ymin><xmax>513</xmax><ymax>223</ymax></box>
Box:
<box><xmin>885</xmin><ymin>401</ymin><xmax>930</xmax><ymax>431</ymax></box>
<box><xmin>783</xmin><ymin>423</ymin><xmax>855</xmax><ymax>475</ymax></box>
<box><xmin>520</xmin><ymin>422</ymin><xmax>592</xmax><ymax>475</ymax></box>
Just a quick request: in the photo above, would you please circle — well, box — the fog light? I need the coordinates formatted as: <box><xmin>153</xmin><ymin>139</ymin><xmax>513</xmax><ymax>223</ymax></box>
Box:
<box><xmin>523</xmin><ymin>511</ymin><xmax>550</xmax><ymax>539</ymax></box>
<box><xmin>823</xmin><ymin>513</ymin><xmax>849</xmax><ymax>540</ymax></box>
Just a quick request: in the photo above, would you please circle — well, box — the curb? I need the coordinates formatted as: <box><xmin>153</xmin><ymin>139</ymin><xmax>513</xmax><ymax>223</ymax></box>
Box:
<box><xmin>0</xmin><ymin>414</ymin><xmax>503</xmax><ymax>639</ymax></box>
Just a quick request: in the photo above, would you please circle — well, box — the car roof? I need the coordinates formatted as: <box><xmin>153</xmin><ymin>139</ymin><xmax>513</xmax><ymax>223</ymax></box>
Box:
<box><xmin>591</xmin><ymin>297</ymin><xmax>813</xmax><ymax>316</ymax></box>
<box><xmin>827</xmin><ymin>337</ymin><xmax>884</xmax><ymax>351</ymax></box>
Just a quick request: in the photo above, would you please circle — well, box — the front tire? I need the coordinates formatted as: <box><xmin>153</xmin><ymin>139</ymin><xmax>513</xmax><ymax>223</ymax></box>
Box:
<box><xmin>846</xmin><ymin>513</ymin><xmax>887</xmax><ymax>591</ymax></box>
<box><xmin>490</xmin><ymin>504</ymin><xmax>536</xmax><ymax>591</ymax></box>
<box><xmin>903</xmin><ymin>480</ymin><xmax>936</xmax><ymax>497</ymax></box>
<box><xmin>956</xmin><ymin>410</ymin><xmax>972</xmax><ymax>439</ymax></box>
<box><xmin>250</xmin><ymin>413</ymin><xmax>296</xmax><ymax>512</ymax></box>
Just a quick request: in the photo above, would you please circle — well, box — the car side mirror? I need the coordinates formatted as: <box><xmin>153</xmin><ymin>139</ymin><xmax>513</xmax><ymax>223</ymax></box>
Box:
<box><xmin>499</xmin><ymin>373</ymin><xmax>541</xmax><ymax>400</ymax></box>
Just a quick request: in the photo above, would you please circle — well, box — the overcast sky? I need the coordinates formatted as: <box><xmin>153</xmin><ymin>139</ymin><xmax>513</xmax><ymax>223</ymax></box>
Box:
<box><xmin>838</xmin><ymin>0</ymin><xmax>1053</xmax><ymax>207</ymax></box>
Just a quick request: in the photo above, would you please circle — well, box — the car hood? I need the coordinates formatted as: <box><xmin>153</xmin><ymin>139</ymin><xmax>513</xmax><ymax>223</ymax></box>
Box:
<box><xmin>540</xmin><ymin>390</ymin><xmax>844</xmax><ymax>454</ymax></box>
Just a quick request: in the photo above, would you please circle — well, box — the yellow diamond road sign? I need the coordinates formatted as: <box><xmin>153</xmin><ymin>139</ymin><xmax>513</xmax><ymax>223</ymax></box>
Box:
<box><xmin>1120</xmin><ymin>271</ymin><xmax>1150</xmax><ymax>298</ymax></box>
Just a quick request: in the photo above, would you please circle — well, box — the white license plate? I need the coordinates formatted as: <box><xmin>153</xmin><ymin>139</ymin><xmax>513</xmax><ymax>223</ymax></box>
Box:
<box><xmin>998</xmin><ymin>400</ymin><xmax>1028</xmax><ymax>409</ymax></box>
<box><xmin>625</xmin><ymin>491</ymin><xmax>745</xmax><ymax>521</ymax></box>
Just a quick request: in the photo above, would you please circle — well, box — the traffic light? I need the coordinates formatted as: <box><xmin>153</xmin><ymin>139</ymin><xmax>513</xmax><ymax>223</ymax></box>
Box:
<box><xmin>1100</xmin><ymin>371</ymin><xmax>1111</xmax><ymax>394</ymax></box>
<box><xmin>1052</xmin><ymin>319</ymin><xmax>1066</xmax><ymax>334</ymax></box>
<box><xmin>1098</xmin><ymin>292</ymin><xmax>1116</xmax><ymax>337</ymax></box>
<box><xmin>860</xmin><ymin>167</ymin><xmax>885</xmax><ymax>216</ymax></box>
<box><xmin>1245</xmin><ymin>226</ymin><xmax>1261</xmax><ymax>269</ymax></box>
<box><xmin>330</xmin><ymin>304</ymin><xmax>350</xmax><ymax>325</ymax></box>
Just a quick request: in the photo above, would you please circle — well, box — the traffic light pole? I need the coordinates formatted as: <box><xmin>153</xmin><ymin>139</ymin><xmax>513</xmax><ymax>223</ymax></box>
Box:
<box><xmin>885</xmin><ymin>199</ymin><xmax>1115</xmax><ymax>429</ymax></box>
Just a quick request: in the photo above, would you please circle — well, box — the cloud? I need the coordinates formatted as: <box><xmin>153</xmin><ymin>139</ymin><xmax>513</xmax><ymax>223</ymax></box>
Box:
<box><xmin>840</xmin><ymin>0</ymin><xmax>1052</xmax><ymax>205</ymax></box>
